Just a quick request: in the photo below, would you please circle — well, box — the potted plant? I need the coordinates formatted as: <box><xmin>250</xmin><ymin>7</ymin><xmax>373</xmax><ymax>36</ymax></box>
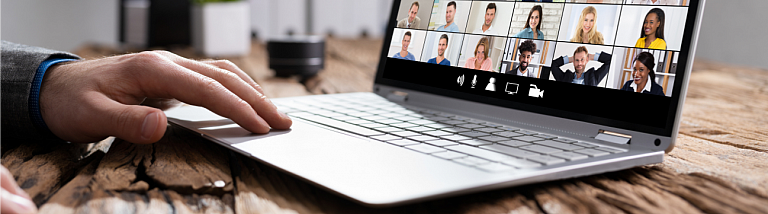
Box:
<box><xmin>191</xmin><ymin>0</ymin><xmax>251</xmax><ymax>57</ymax></box>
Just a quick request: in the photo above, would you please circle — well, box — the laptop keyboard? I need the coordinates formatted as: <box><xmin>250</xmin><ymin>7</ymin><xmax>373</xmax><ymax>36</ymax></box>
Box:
<box><xmin>274</xmin><ymin>94</ymin><xmax>627</xmax><ymax>173</ymax></box>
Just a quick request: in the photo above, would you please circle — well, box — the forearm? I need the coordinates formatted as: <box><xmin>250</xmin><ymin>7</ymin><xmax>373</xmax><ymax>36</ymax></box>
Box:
<box><xmin>1</xmin><ymin>41</ymin><xmax>80</xmax><ymax>144</ymax></box>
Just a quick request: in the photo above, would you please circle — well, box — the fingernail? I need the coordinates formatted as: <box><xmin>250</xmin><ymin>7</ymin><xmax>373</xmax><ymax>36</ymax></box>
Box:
<box><xmin>142</xmin><ymin>112</ymin><xmax>159</xmax><ymax>140</ymax></box>
<box><xmin>10</xmin><ymin>194</ymin><xmax>38</xmax><ymax>213</ymax></box>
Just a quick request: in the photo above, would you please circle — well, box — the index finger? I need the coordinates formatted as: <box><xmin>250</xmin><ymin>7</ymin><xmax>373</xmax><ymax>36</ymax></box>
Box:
<box><xmin>126</xmin><ymin>52</ymin><xmax>272</xmax><ymax>133</ymax></box>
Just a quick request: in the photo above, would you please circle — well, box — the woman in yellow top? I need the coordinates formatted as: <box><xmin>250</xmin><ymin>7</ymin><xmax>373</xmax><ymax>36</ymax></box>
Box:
<box><xmin>570</xmin><ymin>6</ymin><xmax>604</xmax><ymax>45</ymax></box>
<box><xmin>635</xmin><ymin>8</ymin><xmax>667</xmax><ymax>50</ymax></box>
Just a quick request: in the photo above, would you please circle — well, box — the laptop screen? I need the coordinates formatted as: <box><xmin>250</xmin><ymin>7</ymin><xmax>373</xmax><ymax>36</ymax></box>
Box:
<box><xmin>375</xmin><ymin>0</ymin><xmax>702</xmax><ymax>137</ymax></box>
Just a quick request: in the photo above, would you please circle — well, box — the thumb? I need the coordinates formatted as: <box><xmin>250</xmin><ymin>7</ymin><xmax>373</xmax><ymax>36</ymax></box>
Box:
<box><xmin>90</xmin><ymin>99</ymin><xmax>168</xmax><ymax>144</ymax></box>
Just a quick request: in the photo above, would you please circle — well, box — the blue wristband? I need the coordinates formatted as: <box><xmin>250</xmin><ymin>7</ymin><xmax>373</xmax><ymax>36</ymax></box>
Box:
<box><xmin>29</xmin><ymin>58</ymin><xmax>77</xmax><ymax>132</ymax></box>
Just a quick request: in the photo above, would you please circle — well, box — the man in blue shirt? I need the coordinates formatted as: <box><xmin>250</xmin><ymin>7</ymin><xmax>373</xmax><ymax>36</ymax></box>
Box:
<box><xmin>435</xmin><ymin>1</ymin><xmax>461</xmax><ymax>33</ymax></box>
<box><xmin>392</xmin><ymin>31</ymin><xmax>416</xmax><ymax>61</ymax></box>
<box><xmin>427</xmin><ymin>34</ymin><xmax>451</xmax><ymax>66</ymax></box>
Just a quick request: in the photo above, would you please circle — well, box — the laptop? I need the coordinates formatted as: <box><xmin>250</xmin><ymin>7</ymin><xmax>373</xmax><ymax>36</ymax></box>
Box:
<box><xmin>165</xmin><ymin>0</ymin><xmax>706</xmax><ymax>207</ymax></box>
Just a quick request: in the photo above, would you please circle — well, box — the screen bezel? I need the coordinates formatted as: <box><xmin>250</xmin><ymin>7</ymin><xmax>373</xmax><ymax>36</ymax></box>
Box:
<box><xmin>374</xmin><ymin>0</ymin><xmax>702</xmax><ymax>137</ymax></box>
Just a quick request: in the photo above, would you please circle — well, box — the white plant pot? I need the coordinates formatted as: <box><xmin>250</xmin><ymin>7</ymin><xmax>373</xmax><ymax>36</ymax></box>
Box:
<box><xmin>192</xmin><ymin>1</ymin><xmax>251</xmax><ymax>57</ymax></box>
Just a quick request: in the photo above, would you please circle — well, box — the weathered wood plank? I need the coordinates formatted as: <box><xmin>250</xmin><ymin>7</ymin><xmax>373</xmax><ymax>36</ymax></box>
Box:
<box><xmin>1</xmin><ymin>141</ymin><xmax>88</xmax><ymax>206</ymax></box>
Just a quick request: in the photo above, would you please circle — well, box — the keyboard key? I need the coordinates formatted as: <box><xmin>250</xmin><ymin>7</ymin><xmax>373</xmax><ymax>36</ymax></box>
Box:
<box><xmin>458</xmin><ymin>131</ymin><xmax>490</xmax><ymax>138</ymax></box>
<box><xmin>492</xmin><ymin>131</ymin><xmax>524</xmax><ymax>138</ymax></box>
<box><xmin>345</xmin><ymin>119</ymin><xmax>372</xmax><ymax>125</ymax></box>
<box><xmin>297</xmin><ymin>115</ymin><xmax>383</xmax><ymax>136</ymax></box>
<box><xmin>534</xmin><ymin>134</ymin><xmax>557</xmax><ymax>139</ymax></box>
<box><xmin>391</xmin><ymin>122</ymin><xmax>419</xmax><ymax>128</ymax></box>
<box><xmin>526</xmin><ymin>155</ymin><xmax>566</xmax><ymax>165</ymax></box>
<box><xmin>519</xmin><ymin>145</ymin><xmax>564</xmax><ymax>154</ymax></box>
<box><xmin>515</xmin><ymin>130</ymin><xmax>538</xmax><ymax>135</ymax></box>
<box><xmin>512</xmin><ymin>136</ymin><xmax>546</xmax><ymax>142</ymax></box>
<box><xmin>424</xmin><ymin>123</ymin><xmax>451</xmax><ymax>129</ymax></box>
<box><xmin>404</xmin><ymin>126</ymin><xmax>434</xmax><ymax>132</ymax></box>
<box><xmin>378</xmin><ymin>113</ymin><xmax>403</xmax><ymax>118</ymax></box>
<box><xmin>498</xmin><ymin>126</ymin><xmax>520</xmax><ymax>131</ymax></box>
<box><xmin>572</xmin><ymin>142</ymin><xmax>599</xmax><ymax>148</ymax></box>
<box><xmin>573</xmin><ymin>149</ymin><xmax>610</xmax><ymax>157</ymax></box>
<box><xmin>459</xmin><ymin>139</ymin><xmax>492</xmax><ymax>146</ymax></box>
<box><xmin>501</xmin><ymin>159</ymin><xmax>542</xmax><ymax>168</ymax></box>
<box><xmin>405</xmin><ymin>144</ymin><xmax>446</xmax><ymax>154</ymax></box>
<box><xmin>534</xmin><ymin>140</ymin><xmax>585</xmax><ymax>151</ymax></box>
<box><xmin>407</xmin><ymin>120</ymin><xmax>434</xmax><ymax>125</ymax></box>
<box><xmin>395</xmin><ymin>116</ymin><xmax>421</xmax><ymax>121</ymax></box>
<box><xmin>408</xmin><ymin>135</ymin><xmax>439</xmax><ymax>142</ymax></box>
<box><xmin>359</xmin><ymin>123</ymin><xmax>389</xmax><ymax>129</ymax></box>
<box><xmin>361</xmin><ymin>115</ymin><xmax>387</xmax><ymax>121</ymax></box>
<box><xmin>432</xmin><ymin>151</ymin><xmax>467</xmax><ymax>159</ymax></box>
<box><xmin>442</xmin><ymin>135</ymin><xmax>471</xmax><ymax>141</ymax></box>
<box><xmin>479</xmin><ymin>123</ymin><xmax>504</xmax><ymax>128</ymax></box>
<box><xmin>371</xmin><ymin>135</ymin><xmax>401</xmax><ymax>141</ymax></box>
<box><xmin>424</xmin><ymin>130</ymin><xmax>453</xmax><ymax>136</ymax></box>
<box><xmin>440</xmin><ymin>120</ymin><xmax>467</xmax><ymax>125</ymax></box>
<box><xmin>457</xmin><ymin>124</ymin><xmax>486</xmax><ymax>129</ymax></box>
<box><xmin>475</xmin><ymin>128</ymin><xmax>504</xmax><ymax>133</ymax></box>
<box><xmin>550</xmin><ymin>152</ymin><xmax>589</xmax><ymax>161</ymax></box>
<box><xmin>424</xmin><ymin>116</ymin><xmax>450</xmax><ymax>121</ymax></box>
<box><xmin>554</xmin><ymin>138</ymin><xmax>579</xmax><ymax>144</ymax></box>
<box><xmin>388</xmin><ymin>139</ymin><xmax>420</xmax><ymax>146</ymax></box>
<box><xmin>479</xmin><ymin>144</ymin><xmax>540</xmax><ymax>158</ymax></box>
<box><xmin>346</xmin><ymin>112</ymin><xmax>373</xmax><ymax>117</ymax></box>
<box><xmin>497</xmin><ymin>140</ymin><xmax>531</xmax><ymax>147</ymax></box>
<box><xmin>377</xmin><ymin>119</ymin><xmax>402</xmax><ymax>124</ymax></box>
<box><xmin>595</xmin><ymin>147</ymin><xmax>626</xmax><ymax>153</ymax></box>
<box><xmin>425</xmin><ymin>140</ymin><xmax>459</xmax><ymax>147</ymax></box>
<box><xmin>367</xmin><ymin>110</ymin><xmax>390</xmax><ymax>115</ymax></box>
<box><xmin>445</xmin><ymin>145</ymin><xmax>515</xmax><ymax>161</ymax></box>
<box><xmin>478</xmin><ymin>136</ymin><xmax>509</xmax><ymax>142</ymax></box>
<box><xmin>332</xmin><ymin>116</ymin><xmax>359</xmax><ymax>122</ymax></box>
<box><xmin>390</xmin><ymin>131</ymin><xmax>421</xmax><ymax>137</ymax></box>
<box><xmin>440</xmin><ymin>127</ymin><xmax>471</xmax><ymax>133</ymax></box>
<box><xmin>476</xmin><ymin>163</ymin><xmax>516</xmax><ymax>172</ymax></box>
<box><xmin>373</xmin><ymin>127</ymin><xmax>403</xmax><ymax>132</ymax></box>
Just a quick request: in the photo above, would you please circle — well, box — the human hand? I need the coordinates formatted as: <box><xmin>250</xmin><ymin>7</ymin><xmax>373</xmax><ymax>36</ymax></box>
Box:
<box><xmin>588</xmin><ymin>53</ymin><xmax>595</xmax><ymax>61</ymax></box>
<box><xmin>1</xmin><ymin>165</ymin><xmax>37</xmax><ymax>214</ymax></box>
<box><xmin>40</xmin><ymin>51</ymin><xmax>292</xmax><ymax>144</ymax></box>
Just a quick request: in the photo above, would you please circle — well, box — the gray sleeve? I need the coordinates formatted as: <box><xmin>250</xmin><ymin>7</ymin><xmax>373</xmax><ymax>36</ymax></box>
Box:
<box><xmin>2</xmin><ymin>41</ymin><xmax>81</xmax><ymax>145</ymax></box>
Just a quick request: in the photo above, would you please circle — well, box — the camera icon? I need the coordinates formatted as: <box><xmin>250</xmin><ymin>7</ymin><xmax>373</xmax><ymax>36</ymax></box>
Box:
<box><xmin>528</xmin><ymin>84</ymin><xmax>544</xmax><ymax>98</ymax></box>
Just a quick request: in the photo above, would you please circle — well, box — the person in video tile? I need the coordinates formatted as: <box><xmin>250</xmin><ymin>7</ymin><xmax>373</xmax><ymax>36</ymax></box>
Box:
<box><xmin>436</xmin><ymin>1</ymin><xmax>461</xmax><ymax>33</ymax></box>
<box><xmin>392</xmin><ymin>31</ymin><xmax>416</xmax><ymax>60</ymax></box>
<box><xmin>635</xmin><ymin>8</ymin><xmax>667</xmax><ymax>50</ymax></box>
<box><xmin>551</xmin><ymin>46</ymin><xmax>611</xmax><ymax>86</ymax></box>
<box><xmin>513</xmin><ymin>40</ymin><xmax>538</xmax><ymax>78</ymax></box>
<box><xmin>464</xmin><ymin>37</ymin><xmax>493</xmax><ymax>71</ymax></box>
<box><xmin>621</xmin><ymin>52</ymin><xmax>665</xmax><ymax>95</ymax></box>
<box><xmin>514</xmin><ymin>5</ymin><xmax>544</xmax><ymax>40</ymax></box>
<box><xmin>428</xmin><ymin>34</ymin><xmax>451</xmax><ymax>65</ymax></box>
<box><xmin>397</xmin><ymin>1</ymin><xmax>421</xmax><ymax>29</ymax></box>
<box><xmin>570</xmin><ymin>6</ymin><xmax>604</xmax><ymax>45</ymax></box>
<box><xmin>472</xmin><ymin>3</ymin><xmax>498</xmax><ymax>35</ymax></box>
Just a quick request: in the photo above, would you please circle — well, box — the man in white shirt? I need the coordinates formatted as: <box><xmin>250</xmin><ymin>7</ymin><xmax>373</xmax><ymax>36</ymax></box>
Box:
<box><xmin>630</xmin><ymin>0</ymin><xmax>678</xmax><ymax>5</ymax></box>
<box><xmin>511</xmin><ymin>40</ymin><xmax>538</xmax><ymax>78</ymax></box>
<box><xmin>472</xmin><ymin>3</ymin><xmax>498</xmax><ymax>35</ymax></box>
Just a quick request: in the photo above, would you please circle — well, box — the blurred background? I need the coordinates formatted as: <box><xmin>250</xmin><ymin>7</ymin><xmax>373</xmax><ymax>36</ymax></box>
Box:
<box><xmin>2</xmin><ymin>0</ymin><xmax>767</xmax><ymax>69</ymax></box>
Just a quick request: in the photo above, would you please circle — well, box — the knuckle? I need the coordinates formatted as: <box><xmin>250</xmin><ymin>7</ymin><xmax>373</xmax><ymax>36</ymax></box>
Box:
<box><xmin>111</xmin><ymin>108</ymin><xmax>138</xmax><ymax>134</ymax></box>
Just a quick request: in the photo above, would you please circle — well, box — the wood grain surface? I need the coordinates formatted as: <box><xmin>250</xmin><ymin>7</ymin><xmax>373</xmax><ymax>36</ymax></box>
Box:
<box><xmin>1</xmin><ymin>39</ymin><xmax>766</xmax><ymax>214</ymax></box>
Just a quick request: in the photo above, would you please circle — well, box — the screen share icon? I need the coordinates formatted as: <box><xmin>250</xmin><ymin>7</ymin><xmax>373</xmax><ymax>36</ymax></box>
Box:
<box><xmin>505</xmin><ymin>83</ymin><xmax>519</xmax><ymax>95</ymax></box>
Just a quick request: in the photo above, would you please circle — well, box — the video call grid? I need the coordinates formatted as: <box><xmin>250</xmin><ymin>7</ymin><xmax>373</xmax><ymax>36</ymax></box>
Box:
<box><xmin>389</xmin><ymin>0</ymin><xmax>689</xmax><ymax>95</ymax></box>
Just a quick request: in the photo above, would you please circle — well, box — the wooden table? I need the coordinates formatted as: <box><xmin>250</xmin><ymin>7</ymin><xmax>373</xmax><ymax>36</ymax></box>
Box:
<box><xmin>3</xmin><ymin>39</ymin><xmax>767</xmax><ymax>214</ymax></box>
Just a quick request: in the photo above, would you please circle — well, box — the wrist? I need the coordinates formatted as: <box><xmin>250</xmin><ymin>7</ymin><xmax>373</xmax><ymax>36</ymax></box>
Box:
<box><xmin>30</xmin><ymin>58</ymin><xmax>77</xmax><ymax>133</ymax></box>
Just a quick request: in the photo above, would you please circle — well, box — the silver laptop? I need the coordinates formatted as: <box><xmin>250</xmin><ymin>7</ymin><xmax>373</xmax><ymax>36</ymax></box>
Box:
<box><xmin>166</xmin><ymin>0</ymin><xmax>706</xmax><ymax>207</ymax></box>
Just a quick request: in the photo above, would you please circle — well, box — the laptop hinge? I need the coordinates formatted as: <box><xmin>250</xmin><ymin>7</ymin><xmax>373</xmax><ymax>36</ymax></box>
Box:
<box><xmin>595</xmin><ymin>130</ymin><xmax>632</xmax><ymax>145</ymax></box>
<box><xmin>386</xmin><ymin>91</ymin><xmax>409</xmax><ymax>102</ymax></box>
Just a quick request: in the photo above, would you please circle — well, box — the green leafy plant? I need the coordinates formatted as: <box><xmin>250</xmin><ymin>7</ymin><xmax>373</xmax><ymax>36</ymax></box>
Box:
<box><xmin>193</xmin><ymin>0</ymin><xmax>240</xmax><ymax>4</ymax></box>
